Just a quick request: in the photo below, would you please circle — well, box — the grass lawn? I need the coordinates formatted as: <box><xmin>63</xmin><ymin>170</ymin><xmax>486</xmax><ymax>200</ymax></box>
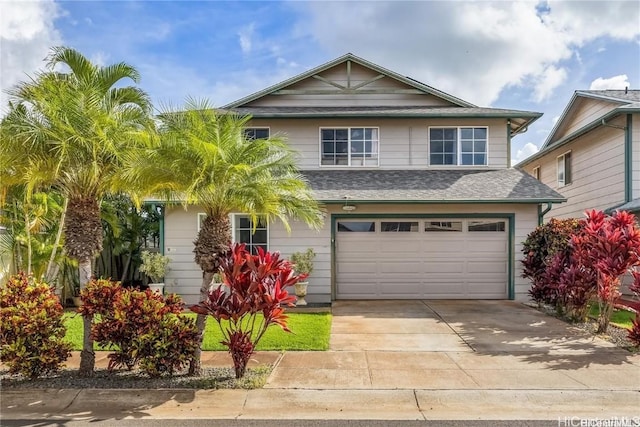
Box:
<box><xmin>588</xmin><ymin>304</ymin><xmax>635</xmax><ymax>330</ymax></box>
<box><xmin>63</xmin><ymin>311</ymin><xmax>331</xmax><ymax>351</ymax></box>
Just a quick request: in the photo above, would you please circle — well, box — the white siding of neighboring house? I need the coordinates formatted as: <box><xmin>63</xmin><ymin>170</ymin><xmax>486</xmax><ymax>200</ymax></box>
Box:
<box><xmin>522</xmin><ymin>120</ymin><xmax>626</xmax><ymax>219</ymax></box>
<box><xmin>248</xmin><ymin>117</ymin><xmax>510</xmax><ymax>170</ymax></box>
<box><xmin>553</xmin><ymin>98</ymin><xmax>619</xmax><ymax>142</ymax></box>
<box><xmin>245</xmin><ymin>62</ymin><xmax>456</xmax><ymax>108</ymax></box>
<box><xmin>163</xmin><ymin>203</ymin><xmax>539</xmax><ymax>304</ymax></box>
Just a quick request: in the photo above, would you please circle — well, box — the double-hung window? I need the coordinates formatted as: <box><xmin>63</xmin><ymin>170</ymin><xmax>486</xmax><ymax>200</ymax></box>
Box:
<box><xmin>557</xmin><ymin>152</ymin><xmax>572</xmax><ymax>187</ymax></box>
<box><xmin>429</xmin><ymin>127</ymin><xmax>487</xmax><ymax>166</ymax></box>
<box><xmin>244</xmin><ymin>128</ymin><xmax>269</xmax><ymax>141</ymax></box>
<box><xmin>321</xmin><ymin>127</ymin><xmax>379</xmax><ymax>166</ymax></box>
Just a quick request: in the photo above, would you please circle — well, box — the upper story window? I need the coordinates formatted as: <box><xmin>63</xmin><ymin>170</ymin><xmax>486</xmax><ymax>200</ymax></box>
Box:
<box><xmin>429</xmin><ymin>127</ymin><xmax>487</xmax><ymax>166</ymax></box>
<box><xmin>557</xmin><ymin>151</ymin><xmax>572</xmax><ymax>187</ymax></box>
<box><xmin>321</xmin><ymin>127</ymin><xmax>379</xmax><ymax>167</ymax></box>
<box><xmin>532</xmin><ymin>166</ymin><xmax>540</xmax><ymax>180</ymax></box>
<box><xmin>244</xmin><ymin>128</ymin><xmax>270</xmax><ymax>141</ymax></box>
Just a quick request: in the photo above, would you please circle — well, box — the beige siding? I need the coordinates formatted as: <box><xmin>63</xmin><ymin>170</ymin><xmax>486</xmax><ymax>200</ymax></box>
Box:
<box><xmin>246</xmin><ymin>62</ymin><xmax>455</xmax><ymax>108</ymax></box>
<box><xmin>523</xmin><ymin>123</ymin><xmax>625</xmax><ymax>219</ymax></box>
<box><xmin>632</xmin><ymin>113</ymin><xmax>640</xmax><ymax>200</ymax></box>
<box><xmin>163</xmin><ymin>203</ymin><xmax>538</xmax><ymax>304</ymax></box>
<box><xmin>554</xmin><ymin>98</ymin><xmax>618</xmax><ymax>141</ymax></box>
<box><xmin>249</xmin><ymin>117</ymin><xmax>509</xmax><ymax>169</ymax></box>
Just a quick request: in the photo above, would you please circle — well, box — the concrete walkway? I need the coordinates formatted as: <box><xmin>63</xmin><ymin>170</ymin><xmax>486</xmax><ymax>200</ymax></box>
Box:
<box><xmin>2</xmin><ymin>300</ymin><xmax>639</xmax><ymax>422</ymax></box>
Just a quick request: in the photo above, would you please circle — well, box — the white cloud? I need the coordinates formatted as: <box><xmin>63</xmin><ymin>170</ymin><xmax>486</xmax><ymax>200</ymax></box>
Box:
<box><xmin>533</xmin><ymin>66</ymin><xmax>568</xmax><ymax>102</ymax></box>
<box><xmin>0</xmin><ymin>0</ymin><xmax>62</xmax><ymax>112</ymax></box>
<box><xmin>298</xmin><ymin>1</ymin><xmax>640</xmax><ymax>106</ymax></box>
<box><xmin>552</xmin><ymin>115</ymin><xmax>560</xmax><ymax>125</ymax></box>
<box><xmin>589</xmin><ymin>74</ymin><xmax>630</xmax><ymax>90</ymax></box>
<box><xmin>238</xmin><ymin>23</ymin><xmax>255</xmax><ymax>54</ymax></box>
<box><xmin>512</xmin><ymin>142</ymin><xmax>540</xmax><ymax>165</ymax></box>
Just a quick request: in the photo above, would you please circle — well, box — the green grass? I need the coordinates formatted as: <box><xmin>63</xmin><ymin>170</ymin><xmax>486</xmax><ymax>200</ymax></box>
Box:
<box><xmin>62</xmin><ymin>311</ymin><xmax>331</xmax><ymax>351</ymax></box>
<box><xmin>588</xmin><ymin>304</ymin><xmax>635</xmax><ymax>330</ymax></box>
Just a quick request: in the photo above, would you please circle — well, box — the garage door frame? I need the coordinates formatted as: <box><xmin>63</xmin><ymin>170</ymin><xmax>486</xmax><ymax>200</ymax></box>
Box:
<box><xmin>330</xmin><ymin>212</ymin><xmax>516</xmax><ymax>300</ymax></box>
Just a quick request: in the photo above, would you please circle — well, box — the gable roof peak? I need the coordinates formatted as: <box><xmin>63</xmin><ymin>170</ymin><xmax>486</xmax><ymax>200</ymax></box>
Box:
<box><xmin>223</xmin><ymin>53</ymin><xmax>477</xmax><ymax>109</ymax></box>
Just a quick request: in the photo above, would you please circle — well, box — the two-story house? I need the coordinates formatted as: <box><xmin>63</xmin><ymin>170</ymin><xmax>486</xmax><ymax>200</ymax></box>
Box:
<box><xmin>518</xmin><ymin>90</ymin><xmax>640</xmax><ymax>219</ymax></box>
<box><xmin>161</xmin><ymin>54</ymin><xmax>564</xmax><ymax>304</ymax></box>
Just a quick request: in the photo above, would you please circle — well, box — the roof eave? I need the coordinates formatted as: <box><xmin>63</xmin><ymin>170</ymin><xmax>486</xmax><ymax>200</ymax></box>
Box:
<box><xmin>317</xmin><ymin>198</ymin><xmax>566</xmax><ymax>204</ymax></box>
<box><xmin>244</xmin><ymin>111</ymin><xmax>542</xmax><ymax>119</ymax></box>
<box><xmin>516</xmin><ymin>107</ymin><xmax>626</xmax><ymax>168</ymax></box>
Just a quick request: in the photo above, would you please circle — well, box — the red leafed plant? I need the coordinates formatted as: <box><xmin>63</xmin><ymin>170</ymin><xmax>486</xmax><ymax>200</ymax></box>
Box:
<box><xmin>572</xmin><ymin>210</ymin><xmax>640</xmax><ymax>333</ymax></box>
<box><xmin>191</xmin><ymin>243</ymin><xmax>302</xmax><ymax>378</ymax></box>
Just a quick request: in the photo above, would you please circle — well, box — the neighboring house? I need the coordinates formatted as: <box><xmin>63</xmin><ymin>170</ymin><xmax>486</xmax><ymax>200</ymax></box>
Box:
<box><xmin>162</xmin><ymin>53</ymin><xmax>564</xmax><ymax>304</ymax></box>
<box><xmin>518</xmin><ymin>90</ymin><xmax>640</xmax><ymax>219</ymax></box>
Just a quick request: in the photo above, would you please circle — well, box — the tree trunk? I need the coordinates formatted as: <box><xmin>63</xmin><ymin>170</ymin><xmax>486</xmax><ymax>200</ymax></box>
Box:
<box><xmin>78</xmin><ymin>257</ymin><xmax>95</xmax><ymax>377</ymax></box>
<box><xmin>24</xmin><ymin>209</ymin><xmax>32</xmax><ymax>275</ymax></box>
<box><xmin>189</xmin><ymin>212</ymin><xmax>231</xmax><ymax>376</ymax></box>
<box><xmin>45</xmin><ymin>197</ymin><xmax>68</xmax><ymax>283</ymax></box>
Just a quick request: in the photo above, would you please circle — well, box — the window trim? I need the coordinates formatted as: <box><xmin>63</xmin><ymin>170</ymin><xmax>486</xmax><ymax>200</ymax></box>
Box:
<box><xmin>198</xmin><ymin>213</ymin><xmax>269</xmax><ymax>251</ymax></box>
<box><xmin>244</xmin><ymin>127</ymin><xmax>270</xmax><ymax>141</ymax></box>
<box><xmin>557</xmin><ymin>151</ymin><xmax>572</xmax><ymax>187</ymax></box>
<box><xmin>319</xmin><ymin>126</ymin><xmax>380</xmax><ymax>167</ymax></box>
<box><xmin>532</xmin><ymin>166</ymin><xmax>540</xmax><ymax>180</ymax></box>
<box><xmin>427</xmin><ymin>126</ymin><xmax>489</xmax><ymax>167</ymax></box>
<box><xmin>231</xmin><ymin>213</ymin><xmax>269</xmax><ymax>253</ymax></box>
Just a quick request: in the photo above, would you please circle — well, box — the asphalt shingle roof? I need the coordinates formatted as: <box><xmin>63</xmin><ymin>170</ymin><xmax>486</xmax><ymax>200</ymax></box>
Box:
<box><xmin>578</xmin><ymin>90</ymin><xmax>640</xmax><ymax>103</ymax></box>
<box><xmin>302</xmin><ymin>169</ymin><xmax>565</xmax><ymax>202</ymax></box>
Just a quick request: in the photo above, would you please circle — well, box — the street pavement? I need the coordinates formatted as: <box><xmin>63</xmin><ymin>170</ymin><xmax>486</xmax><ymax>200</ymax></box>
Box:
<box><xmin>1</xmin><ymin>300</ymin><xmax>639</xmax><ymax>425</ymax></box>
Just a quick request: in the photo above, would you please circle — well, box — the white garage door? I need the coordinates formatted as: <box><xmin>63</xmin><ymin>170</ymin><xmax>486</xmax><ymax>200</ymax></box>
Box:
<box><xmin>336</xmin><ymin>218</ymin><xmax>508</xmax><ymax>299</ymax></box>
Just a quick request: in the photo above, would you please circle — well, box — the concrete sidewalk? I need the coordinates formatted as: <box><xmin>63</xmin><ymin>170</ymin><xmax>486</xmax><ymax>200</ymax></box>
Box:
<box><xmin>2</xmin><ymin>300</ymin><xmax>639</xmax><ymax>422</ymax></box>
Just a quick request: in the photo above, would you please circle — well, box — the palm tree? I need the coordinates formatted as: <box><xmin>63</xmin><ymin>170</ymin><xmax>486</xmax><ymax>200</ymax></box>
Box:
<box><xmin>0</xmin><ymin>46</ymin><xmax>153</xmax><ymax>376</ymax></box>
<box><xmin>122</xmin><ymin>99</ymin><xmax>324</xmax><ymax>374</ymax></box>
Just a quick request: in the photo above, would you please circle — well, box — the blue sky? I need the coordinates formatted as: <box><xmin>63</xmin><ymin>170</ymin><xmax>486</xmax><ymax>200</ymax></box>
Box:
<box><xmin>2</xmin><ymin>0</ymin><xmax>639</xmax><ymax>164</ymax></box>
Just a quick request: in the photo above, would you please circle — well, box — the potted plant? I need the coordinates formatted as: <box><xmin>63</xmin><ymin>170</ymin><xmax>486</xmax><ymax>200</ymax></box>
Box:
<box><xmin>290</xmin><ymin>248</ymin><xmax>315</xmax><ymax>306</ymax></box>
<box><xmin>139</xmin><ymin>250</ymin><xmax>171</xmax><ymax>295</ymax></box>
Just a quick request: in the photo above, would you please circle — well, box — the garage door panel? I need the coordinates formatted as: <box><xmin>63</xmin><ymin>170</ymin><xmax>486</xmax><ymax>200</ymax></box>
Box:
<box><xmin>424</xmin><ymin>261</ymin><xmax>464</xmax><ymax>273</ymax></box>
<box><xmin>336</xmin><ymin>218</ymin><xmax>508</xmax><ymax>299</ymax></box>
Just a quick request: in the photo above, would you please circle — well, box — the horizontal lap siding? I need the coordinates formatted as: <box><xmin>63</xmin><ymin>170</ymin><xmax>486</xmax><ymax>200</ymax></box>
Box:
<box><xmin>632</xmin><ymin>114</ymin><xmax>640</xmax><ymax>200</ymax></box>
<box><xmin>554</xmin><ymin>98</ymin><xmax>618</xmax><ymax>141</ymax></box>
<box><xmin>164</xmin><ymin>203</ymin><xmax>538</xmax><ymax>303</ymax></box>
<box><xmin>248</xmin><ymin>118</ymin><xmax>509</xmax><ymax>169</ymax></box>
<box><xmin>524</xmin><ymin>125</ymin><xmax>625</xmax><ymax>219</ymax></box>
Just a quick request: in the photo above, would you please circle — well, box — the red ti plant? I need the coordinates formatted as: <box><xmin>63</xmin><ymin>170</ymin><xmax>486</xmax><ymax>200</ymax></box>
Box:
<box><xmin>628</xmin><ymin>271</ymin><xmax>640</xmax><ymax>347</ymax></box>
<box><xmin>572</xmin><ymin>210</ymin><xmax>640</xmax><ymax>333</ymax></box>
<box><xmin>191</xmin><ymin>243</ymin><xmax>303</xmax><ymax>378</ymax></box>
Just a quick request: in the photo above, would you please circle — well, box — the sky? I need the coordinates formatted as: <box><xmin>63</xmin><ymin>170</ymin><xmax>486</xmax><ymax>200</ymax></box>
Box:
<box><xmin>1</xmin><ymin>0</ymin><xmax>639</xmax><ymax>165</ymax></box>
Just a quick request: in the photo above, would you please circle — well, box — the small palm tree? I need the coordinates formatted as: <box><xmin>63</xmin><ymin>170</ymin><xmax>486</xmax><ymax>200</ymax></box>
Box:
<box><xmin>0</xmin><ymin>46</ymin><xmax>154</xmax><ymax>376</ymax></box>
<box><xmin>122</xmin><ymin>99</ymin><xmax>324</xmax><ymax>374</ymax></box>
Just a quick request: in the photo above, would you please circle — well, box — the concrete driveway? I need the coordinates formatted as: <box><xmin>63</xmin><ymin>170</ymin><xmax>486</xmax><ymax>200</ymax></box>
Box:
<box><xmin>266</xmin><ymin>300</ymin><xmax>640</xmax><ymax>391</ymax></box>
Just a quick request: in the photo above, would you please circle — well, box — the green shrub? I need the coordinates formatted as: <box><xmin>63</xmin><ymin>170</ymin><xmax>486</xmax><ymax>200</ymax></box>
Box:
<box><xmin>81</xmin><ymin>278</ymin><xmax>198</xmax><ymax>376</ymax></box>
<box><xmin>0</xmin><ymin>272</ymin><xmax>72</xmax><ymax>379</ymax></box>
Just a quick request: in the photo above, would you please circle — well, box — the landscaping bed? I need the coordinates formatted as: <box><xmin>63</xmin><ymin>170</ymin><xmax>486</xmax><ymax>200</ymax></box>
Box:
<box><xmin>0</xmin><ymin>365</ymin><xmax>272</xmax><ymax>390</ymax></box>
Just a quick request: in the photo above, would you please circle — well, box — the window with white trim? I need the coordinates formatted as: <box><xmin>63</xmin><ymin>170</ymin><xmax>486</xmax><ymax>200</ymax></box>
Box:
<box><xmin>321</xmin><ymin>127</ymin><xmax>379</xmax><ymax>166</ymax></box>
<box><xmin>233</xmin><ymin>215</ymin><xmax>268</xmax><ymax>255</ymax></box>
<box><xmin>557</xmin><ymin>152</ymin><xmax>572</xmax><ymax>187</ymax></box>
<box><xmin>429</xmin><ymin>127</ymin><xmax>487</xmax><ymax>166</ymax></box>
<box><xmin>198</xmin><ymin>213</ymin><xmax>268</xmax><ymax>255</ymax></box>
<box><xmin>244</xmin><ymin>128</ymin><xmax>269</xmax><ymax>141</ymax></box>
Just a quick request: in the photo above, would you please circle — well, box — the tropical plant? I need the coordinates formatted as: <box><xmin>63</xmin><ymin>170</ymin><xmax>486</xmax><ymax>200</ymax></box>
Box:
<box><xmin>139</xmin><ymin>250</ymin><xmax>170</xmax><ymax>283</ymax></box>
<box><xmin>290</xmin><ymin>248</ymin><xmax>315</xmax><ymax>278</ymax></box>
<box><xmin>522</xmin><ymin>218</ymin><xmax>584</xmax><ymax>305</ymax></box>
<box><xmin>0</xmin><ymin>272</ymin><xmax>72</xmax><ymax>379</ymax></box>
<box><xmin>0</xmin><ymin>46</ymin><xmax>154</xmax><ymax>376</ymax></box>
<box><xmin>571</xmin><ymin>210</ymin><xmax>640</xmax><ymax>333</ymax></box>
<box><xmin>191</xmin><ymin>243</ymin><xmax>301</xmax><ymax>378</ymax></box>
<box><xmin>120</xmin><ymin>99</ymin><xmax>324</xmax><ymax>374</ymax></box>
<box><xmin>80</xmin><ymin>278</ymin><xmax>198</xmax><ymax>376</ymax></box>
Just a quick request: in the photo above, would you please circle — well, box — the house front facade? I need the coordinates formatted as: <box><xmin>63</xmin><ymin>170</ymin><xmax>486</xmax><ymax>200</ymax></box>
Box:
<box><xmin>518</xmin><ymin>90</ymin><xmax>640</xmax><ymax>219</ymax></box>
<box><xmin>162</xmin><ymin>54</ymin><xmax>564</xmax><ymax>305</ymax></box>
